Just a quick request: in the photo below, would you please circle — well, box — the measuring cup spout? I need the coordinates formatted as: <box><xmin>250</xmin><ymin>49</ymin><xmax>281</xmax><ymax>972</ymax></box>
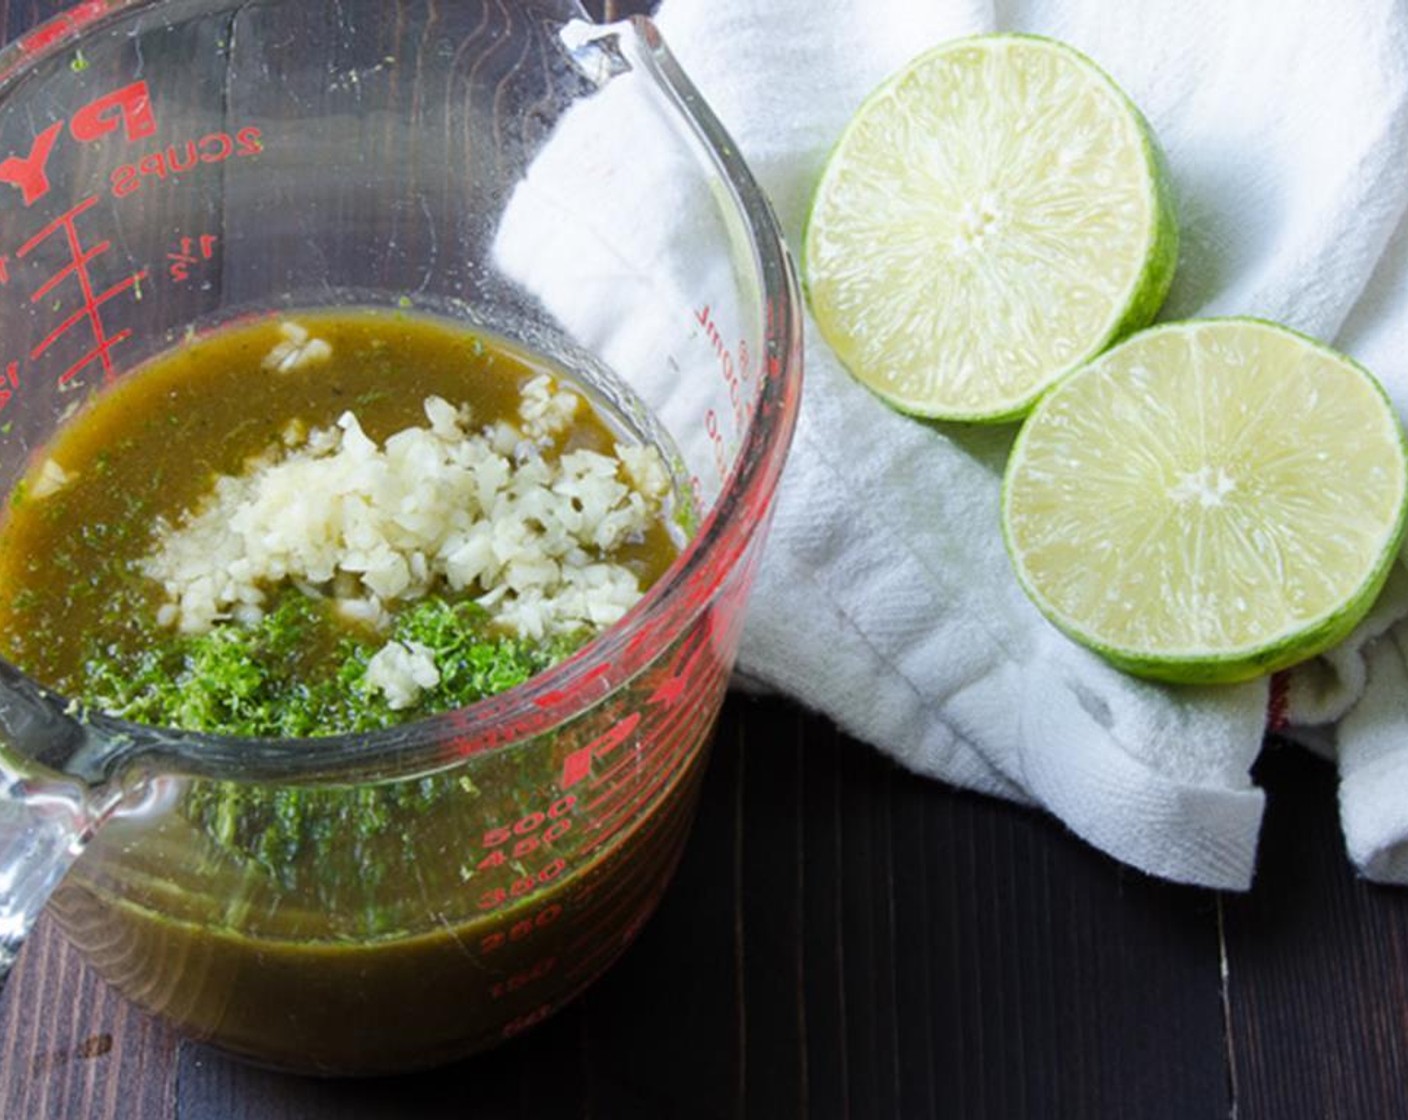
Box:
<box><xmin>522</xmin><ymin>0</ymin><xmax>592</xmax><ymax>20</ymax></box>
<box><xmin>0</xmin><ymin>765</ymin><xmax>122</xmax><ymax>991</ymax></box>
<box><xmin>0</xmin><ymin>667</ymin><xmax>137</xmax><ymax>994</ymax></box>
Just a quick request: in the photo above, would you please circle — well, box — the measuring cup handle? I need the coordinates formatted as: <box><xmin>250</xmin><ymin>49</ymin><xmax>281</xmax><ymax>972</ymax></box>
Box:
<box><xmin>0</xmin><ymin>663</ymin><xmax>135</xmax><ymax>993</ymax></box>
<box><xmin>0</xmin><ymin>765</ymin><xmax>116</xmax><ymax>991</ymax></box>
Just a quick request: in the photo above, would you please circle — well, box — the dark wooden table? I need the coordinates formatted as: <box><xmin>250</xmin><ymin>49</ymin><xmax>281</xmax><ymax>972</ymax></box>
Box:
<box><xmin>4</xmin><ymin>1</ymin><xmax>1408</xmax><ymax>1117</ymax></box>
<box><xmin>8</xmin><ymin>697</ymin><xmax>1408</xmax><ymax>1120</ymax></box>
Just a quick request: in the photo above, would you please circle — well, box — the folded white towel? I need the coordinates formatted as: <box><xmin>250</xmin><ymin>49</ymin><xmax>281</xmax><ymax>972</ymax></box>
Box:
<box><xmin>655</xmin><ymin>0</ymin><xmax>1408</xmax><ymax>890</ymax></box>
<box><xmin>509</xmin><ymin>0</ymin><xmax>1408</xmax><ymax>890</ymax></box>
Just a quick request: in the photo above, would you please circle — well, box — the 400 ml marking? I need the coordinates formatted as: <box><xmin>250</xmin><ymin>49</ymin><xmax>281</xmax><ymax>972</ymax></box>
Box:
<box><xmin>0</xmin><ymin>79</ymin><xmax>265</xmax><ymax>405</ymax></box>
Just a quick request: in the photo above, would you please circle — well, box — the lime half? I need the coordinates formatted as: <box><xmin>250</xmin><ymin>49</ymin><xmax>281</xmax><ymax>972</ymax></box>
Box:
<box><xmin>804</xmin><ymin>34</ymin><xmax>1178</xmax><ymax>421</ymax></box>
<box><xmin>1002</xmin><ymin>319</ymin><xmax>1408</xmax><ymax>684</ymax></box>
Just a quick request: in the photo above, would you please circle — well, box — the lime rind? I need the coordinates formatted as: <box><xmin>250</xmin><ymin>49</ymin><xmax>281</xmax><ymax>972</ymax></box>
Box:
<box><xmin>803</xmin><ymin>33</ymin><xmax>1179</xmax><ymax>423</ymax></box>
<box><xmin>1001</xmin><ymin>318</ymin><xmax>1408</xmax><ymax>684</ymax></box>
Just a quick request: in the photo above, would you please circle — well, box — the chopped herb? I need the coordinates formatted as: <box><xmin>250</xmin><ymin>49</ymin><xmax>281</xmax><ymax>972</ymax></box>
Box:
<box><xmin>81</xmin><ymin>591</ymin><xmax>587</xmax><ymax>739</ymax></box>
<box><xmin>9</xmin><ymin>588</ymin><xmax>38</xmax><ymax>611</ymax></box>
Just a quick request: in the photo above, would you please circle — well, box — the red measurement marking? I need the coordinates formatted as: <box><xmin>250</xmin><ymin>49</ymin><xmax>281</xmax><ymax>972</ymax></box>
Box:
<box><xmin>577</xmin><ymin>661</ymin><xmax>723</xmax><ymax>822</ymax></box>
<box><xmin>479</xmin><ymin>903</ymin><xmax>563</xmax><ymax>955</ymax></box>
<box><xmin>564</xmin><ymin>897</ymin><xmax>663</xmax><ymax>983</ymax></box>
<box><xmin>695</xmin><ymin>302</ymin><xmax>748</xmax><ymax>434</ymax></box>
<box><xmin>586</xmin><ymin>747</ymin><xmax>640</xmax><ymax>793</ymax></box>
<box><xmin>559</xmin><ymin>745</ymin><xmax>594</xmax><ymax>789</ymax></box>
<box><xmin>585</xmin><ymin>658</ymin><xmax>721</xmax><ymax>799</ymax></box>
<box><xmin>167</xmin><ymin>234</ymin><xmax>218</xmax><ymax>281</ymax></box>
<box><xmin>584</xmin><ymin>731</ymin><xmax>695</xmax><ymax>840</ymax></box>
<box><xmin>447</xmin><ymin>724</ymin><xmax>514</xmax><ymax>758</ymax></box>
<box><xmin>489</xmin><ymin>956</ymin><xmax>558</xmax><ymax>1002</ymax></box>
<box><xmin>17</xmin><ymin>0</ymin><xmax>107</xmax><ymax>58</ymax></box>
<box><xmin>566</xmin><ymin>859</ymin><xmax>669</xmax><ymax>948</ymax></box>
<box><xmin>564</xmin><ymin>895</ymin><xmax>661</xmax><ymax>968</ymax></box>
<box><xmin>17</xmin><ymin>196</ymin><xmax>146</xmax><ymax>385</ymax></box>
<box><xmin>478</xmin><ymin>796</ymin><xmax>575</xmax><ymax>853</ymax></box>
<box><xmin>581</xmin><ymin>683</ymin><xmax>722</xmax><ymax>850</ymax></box>
<box><xmin>595</xmin><ymin>705</ymin><xmax>686</xmax><ymax>793</ymax></box>
<box><xmin>70</xmin><ymin>82</ymin><xmax>157</xmax><ymax>147</ymax></box>
<box><xmin>533</xmin><ymin>661</ymin><xmax>612</xmax><ymax>709</ymax></box>
<box><xmin>558</xmin><ymin>711</ymin><xmax>642</xmax><ymax>790</ymax></box>
<box><xmin>560</xmin><ymin>929</ymin><xmax>633</xmax><ymax>986</ymax></box>
<box><xmin>648</xmin><ymin>672</ymin><xmax>687</xmax><ymax>707</ymax></box>
<box><xmin>475</xmin><ymin>858</ymin><xmax>568</xmax><ymax>914</ymax></box>
<box><xmin>0</xmin><ymin>256</ymin><xmax>9</xmax><ymax>285</ymax></box>
<box><xmin>111</xmin><ymin>128</ymin><xmax>263</xmax><ymax>199</ymax></box>
<box><xmin>0</xmin><ymin>361</ymin><xmax>18</xmax><ymax>413</ymax></box>
<box><xmin>500</xmin><ymin>1003</ymin><xmax>553</xmax><ymax>1040</ymax></box>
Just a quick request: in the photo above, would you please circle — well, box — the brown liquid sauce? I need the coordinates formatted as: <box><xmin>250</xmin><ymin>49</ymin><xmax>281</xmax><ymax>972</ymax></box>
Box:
<box><xmin>0</xmin><ymin>309</ymin><xmax>678</xmax><ymax>698</ymax></box>
<box><xmin>0</xmin><ymin>310</ymin><xmax>719</xmax><ymax>1073</ymax></box>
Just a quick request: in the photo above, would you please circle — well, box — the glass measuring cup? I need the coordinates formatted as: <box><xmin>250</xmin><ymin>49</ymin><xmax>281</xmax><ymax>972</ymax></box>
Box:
<box><xmin>0</xmin><ymin>0</ymin><xmax>801</xmax><ymax>1075</ymax></box>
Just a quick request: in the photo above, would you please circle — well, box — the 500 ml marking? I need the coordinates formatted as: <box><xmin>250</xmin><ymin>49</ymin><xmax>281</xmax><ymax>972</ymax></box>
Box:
<box><xmin>0</xmin><ymin>79</ymin><xmax>263</xmax><ymax>407</ymax></box>
<box><xmin>474</xmin><ymin>795</ymin><xmax>577</xmax><ymax>871</ymax></box>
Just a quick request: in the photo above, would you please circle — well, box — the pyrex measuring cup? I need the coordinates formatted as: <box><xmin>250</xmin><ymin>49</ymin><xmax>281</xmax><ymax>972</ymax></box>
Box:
<box><xmin>0</xmin><ymin>0</ymin><xmax>801</xmax><ymax>1074</ymax></box>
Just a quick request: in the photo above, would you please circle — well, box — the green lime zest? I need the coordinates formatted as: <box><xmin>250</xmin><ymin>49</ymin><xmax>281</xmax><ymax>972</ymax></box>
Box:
<box><xmin>81</xmin><ymin>591</ymin><xmax>587</xmax><ymax>738</ymax></box>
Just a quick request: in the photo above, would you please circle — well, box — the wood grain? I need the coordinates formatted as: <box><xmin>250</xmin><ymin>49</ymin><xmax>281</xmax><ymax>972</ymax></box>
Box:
<box><xmin>1222</xmin><ymin>743</ymin><xmax>1408</xmax><ymax>1120</ymax></box>
<box><xmin>0</xmin><ymin>915</ymin><xmax>178</xmax><ymax>1120</ymax></box>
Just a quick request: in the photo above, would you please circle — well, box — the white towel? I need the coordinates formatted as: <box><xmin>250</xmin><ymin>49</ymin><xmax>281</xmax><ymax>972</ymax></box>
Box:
<box><xmin>510</xmin><ymin>0</ymin><xmax>1408</xmax><ymax>890</ymax></box>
